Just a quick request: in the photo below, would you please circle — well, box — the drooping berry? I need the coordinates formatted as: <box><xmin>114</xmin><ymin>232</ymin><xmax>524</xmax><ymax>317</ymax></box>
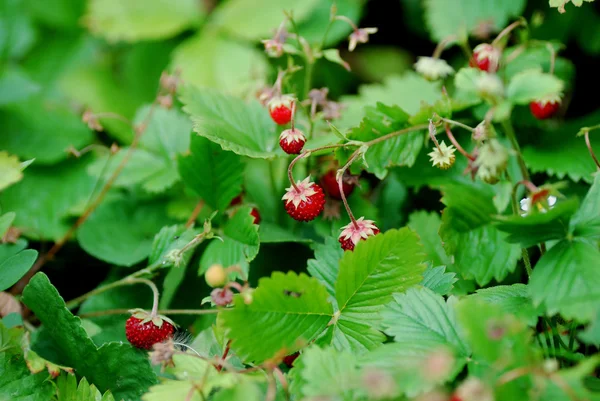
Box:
<box><xmin>250</xmin><ymin>208</ymin><xmax>261</xmax><ymax>224</ymax></box>
<box><xmin>470</xmin><ymin>43</ymin><xmax>501</xmax><ymax>73</ymax></box>
<box><xmin>283</xmin><ymin>352</ymin><xmax>300</xmax><ymax>367</ymax></box>
<box><xmin>205</xmin><ymin>264</ymin><xmax>228</xmax><ymax>288</ymax></box>
<box><xmin>279</xmin><ymin>128</ymin><xmax>306</xmax><ymax>154</ymax></box>
<box><xmin>338</xmin><ymin>217</ymin><xmax>380</xmax><ymax>251</ymax></box>
<box><xmin>530</xmin><ymin>98</ymin><xmax>561</xmax><ymax>120</ymax></box>
<box><xmin>320</xmin><ymin>170</ymin><xmax>356</xmax><ymax>200</ymax></box>
<box><xmin>282</xmin><ymin>177</ymin><xmax>326</xmax><ymax>222</ymax></box>
<box><xmin>268</xmin><ymin>95</ymin><xmax>294</xmax><ymax>125</ymax></box>
<box><xmin>125</xmin><ymin>309</ymin><xmax>175</xmax><ymax>350</ymax></box>
<box><xmin>211</xmin><ymin>288</ymin><xmax>233</xmax><ymax>306</ymax></box>
<box><xmin>230</xmin><ymin>194</ymin><xmax>243</xmax><ymax>206</ymax></box>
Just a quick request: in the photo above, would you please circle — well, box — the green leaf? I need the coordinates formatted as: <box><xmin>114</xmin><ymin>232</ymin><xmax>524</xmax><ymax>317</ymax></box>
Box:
<box><xmin>539</xmin><ymin>357</ymin><xmax>600</xmax><ymax>401</ymax></box>
<box><xmin>503</xmin><ymin>45</ymin><xmax>575</xmax><ymax>85</ymax></box>
<box><xmin>408</xmin><ymin>211</ymin><xmax>452</xmax><ymax>268</ymax></box>
<box><xmin>440</xmin><ymin>183</ymin><xmax>521</xmax><ymax>286</ymax></box>
<box><xmin>77</xmin><ymin>197</ymin><xmax>174</xmax><ymax>267</ymax></box>
<box><xmin>327</xmin><ymin>318</ymin><xmax>386</xmax><ymax>353</ymax></box>
<box><xmin>529</xmin><ymin>239</ymin><xmax>600</xmax><ymax>321</ymax></box>
<box><xmin>493</xmin><ymin>198</ymin><xmax>579</xmax><ymax>247</ymax></box>
<box><xmin>221</xmin><ymin>271</ymin><xmax>333</xmax><ymax>363</ymax></box>
<box><xmin>468</xmin><ymin>284</ymin><xmax>540</xmax><ymax>326</ymax></box>
<box><xmin>22</xmin><ymin>273</ymin><xmax>156</xmax><ymax>400</ymax></box>
<box><xmin>55</xmin><ymin>374</ymin><xmax>116</xmax><ymax>401</ymax></box>
<box><xmin>87</xmin><ymin>148</ymin><xmax>167</xmax><ymax>188</ymax></box>
<box><xmin>345</xmin><ymin>103</ymin><xmax>424</xmax><ymax>178</ymax></box>
<box><xmin>382</xmin><ymin>287</ymin><xmax>470</xmax><ymax>361</ymax></box>
<box><xmin>335</xmin><ymin>228</ymin><xmax>427</xmax><ymax>329</ymax></box>
<box><xmin>337</xmin><ymin>73</ymin><xmax>442</xmax><ymax>129</ymax></box>
<box><xmin>179</xmin><ymin>86</ymin><xmax>279</xmax><ymax>159</ymax></box>
<box><xmin>423</xmin><ymin>0</ymin><xmax>526</xmax><ymax>42</ymax></box>
<box><xmin>0</xmin><ymin>323</ymin><xmax>54</xmax><ymax>401</ymax></box>
<box><xmin>456</xmin><ymin>297</ymin><xmax>532</xmax><ymax>367</ymax></box>
<box><xmin>84</xmin><ymin>0</ymin><xmax>203</xmax><ymax>42</ymax></box>
<box><xmin>171</xmin><ymin>31</ymin><xmax>267</xmax><ymax>95</ymax></box>
<box><xmin>0</xmin><ymin>157</ymin><xmax>97</xmax><ymax>241</ymax></box>
<box><xmin>579</xmin><ymin>309</ymin><xmax>600</xmax><ymax>346</ymax></box>
<box><xmin>570</xmin><ymin>173</ymin><xmax>600</xmax><ymax>239</ymax></box>
<box><xmin>506</xmin><ymin>69</ymin><xmax>565</xmax><ymax>104</ymax></box>
<box><xmin>0</xmin><ymin>66</ymin><xmax>40</xmax><ymax>106</ymax></box>
<box><xmin>0</xmin><ymin>0</ymin><xmax>37</xmax><ymax>59</ymax></box>
<box><xmin>212</xmin><ymin>381</ymin><xmax>263</xmax><ymax>401</ymax></box>
<box><xmin>296</xmin><ymin>0</ymin><xmax>361</xmax><ymax>46</ymax></box>
<box><xmin>178</xmin><ymin>135</ymin><xmax>244</xmax><ymax>212</ymax></box>
<box><xmin>0</xmin><ymin>99</ymin><xmax>93</xmax><ymax>165</ymax></box>
<box><xmin>0</xmin><ymin>212</ymin><xmax>15</xmax><ymax>240</ymax></box>
<box><xmin>244</xmin><ymin>159</ymin><xmax>286</xmax><ymax>224</ymax></box>
<box><xmin>199</xmin><ymin>207</ymin><xmax>259</xmax><ymax>277</ymax></box>
<box><xmin>0</xmin><ymin>248</ymin><xmax>37</xmax><ymax>292</ymax></box>
<box><xmin>0</xmin><ymin>151</ymin><xmax>26</xmax><ymax>191</ymax></box>
<box><xmin>307</xmin><ymin>237</ymin><xmax>343</xmax><ymax>298</ymax></box>
<box><xmin>211</xmin><ymin>0</ymin><xmax>320</xmax><ymax>40</ymax></box>
<box><xmin>289</xmin><ymin>346</ymin><xmax>358</xmax><ymax>400</ymax></box>
<box><xmin>420</xmin><ymin>265</ymin><xmax>457</xmax><ymax>296</ymax></box>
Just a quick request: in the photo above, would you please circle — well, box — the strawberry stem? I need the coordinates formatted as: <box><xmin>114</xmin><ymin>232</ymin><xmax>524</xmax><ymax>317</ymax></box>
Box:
<box><xmin>337</xmin><ymin>149</ymin><xmax>363</xmax><ymax>230</ymax></box>
<box><xmin>491</xmin><ymin>18</ymin><xmax>526</xmax><ymax>47</ymax></box>
<box><xmin>287</xmin><ymin>144</ymin><xmax>348</xmax><ymax>191</ymax></box>
<box><xmin>125</xmin><ymin>278</ymin><xmax>161</xmax><ymax>317</ymax></box>
<box><xmin>77</xmin><ymin>308</ymin><xmax>220</xmax><ymax>319</ymax></box>
<box><xmin>584</xmin><ymin>131</ymin><xmax>600</xmax><ymax>169</ymax></box>
<box><xmin>444</xmin><ymin>124</ymin><xmax>476</xmax><ymax>161</ymax></box>
<box><xmin>334</xmin><ymin>15</ymin><xmax>359</xmax><ymax>32</ymax></box>
<box><xmin>364</xmin><ymin>124</ymin><xmax>429</xmax><ymax>147</ymax></box>
<box><xmin>501</xmin><ymin>119</ymin><xmax>530</xmax><ymax>181</ymax></box>
<box><xmin>217</xmin><ymin>340</ymin><xmax>232</xmax><ymax>372</ymax></box>
<box><xmin>435</xmin><ymin>115</ymin><xmax>475</xmax><ymax>132</ymax></box>
<box><xmin>290</xmin><ymin>99</ymin><xmax>296</xmax><ymax>131</ymax></box>
<box><xmin>432</xmin><ymin>35</ymin><xmax>457</xmax><ymax>59</ymax></box>
<box><xmin>546</xmin><ymin>43</ymin><xmax>557</xmax><ymax>75</ymax></box>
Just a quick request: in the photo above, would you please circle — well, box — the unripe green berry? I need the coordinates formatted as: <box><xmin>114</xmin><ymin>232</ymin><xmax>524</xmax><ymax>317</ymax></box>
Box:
<box><xmin>205</xmin><ymin>264</ymin><xmax>227</xmax><ymax>288</ymax></box>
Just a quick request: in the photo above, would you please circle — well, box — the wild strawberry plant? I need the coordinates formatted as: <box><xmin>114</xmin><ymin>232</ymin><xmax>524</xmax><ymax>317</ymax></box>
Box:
<box><xmin>1</xmin><ymin>0</ymin><xmax>600</xmax><ymax>400</ymax></box>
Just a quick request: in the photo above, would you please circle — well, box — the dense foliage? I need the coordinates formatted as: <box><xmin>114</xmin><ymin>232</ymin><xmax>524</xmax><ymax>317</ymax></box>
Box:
<box><xmin>1</xmin><ymin>0</ymin><xmax>600</xmax><ymax>400</ymax></box>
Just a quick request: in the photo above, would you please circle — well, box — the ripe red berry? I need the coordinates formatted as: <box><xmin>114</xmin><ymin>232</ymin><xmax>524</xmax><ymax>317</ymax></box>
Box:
<box><xmin>338</xmin><ymin>217</ymin><xmax>380</xmax><ymax>251</ymax></box>
<box><xmin>282</xmin><ymin>177</ymin><xmax>326</xmax><ymax>222</ymax></box>
<box><xmin>320</xmin><ymin>170</ymin><xmax>355</xmax><ymax>200</ymax></box>
<box><xmin>530</xmin><ymin>98</ymin><xmax>561</xmax><ymax>120</ymax></box>
<box><xmin>125</xmin><ymin>310</ymin><xmax>175</xmax><ymax>350</ymax></box>
<box><xmin>471</xmin><ymin>44</ymin><xmax>501</xmax><ymax>73</ymax></box>
<box><xmin>250</xmin><ymin>208</ymin><xmax>261</xmax><ymax>224</ymax></box>
<box><xmin>268</xmin><ymin>96</ymin><xmax>294</xmax><ymax>125</ymax></box>
<box><xmin>283</xmin><ymin>352</ymin><xmax>299</xmax><ymax>367</ymax></box>
<box><xmin>230</xmin><ymin>195</ymin><xmax>243</xmax><ymax>206</ymax></box>
<box><xmin>279</xmin><ymin>128</ymin><xmax>306</xmax><ymax>154</ymax></box>
<box><xmin>449</xmin><ymin>395</ymin><xmax>463</xmax><ymax>401</ymax></box>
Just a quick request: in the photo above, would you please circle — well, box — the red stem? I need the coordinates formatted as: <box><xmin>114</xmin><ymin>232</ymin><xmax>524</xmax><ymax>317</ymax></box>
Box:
<box><xmin>444</xmin><ymin>124</ymin><xmax>476</xmax><ymax>161</ymax></box>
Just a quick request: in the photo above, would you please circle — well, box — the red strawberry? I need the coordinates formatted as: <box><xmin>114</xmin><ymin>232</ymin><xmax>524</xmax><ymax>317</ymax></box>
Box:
<box><xmin>125</xmin><ymin>309</ymin><xmax>175</xmax><ymax>350</ymax></box>
<box><xmin>279</xmin><ymin>128</ymin><xmax>306</xmax><ymax>154</ymax></box>
<box><xmin>269</xmin><ymin>95</ymin><xmax>294</xmax><ymax>125</ymax></box>
<box><xmin>283</xmin><ymin>352</ymin><xmax>300</xmax><ymax>367</ymax></box>
<box><xmin>230</xmin><ymin>195</ymin><xmax>243</xmax><ymax>206</ymax></box>
<box><xmin>320</xmin><ymin>169</ymin><xmax>356</xmax><ymax>200</ymax></box>
<box><xmin>470</xmin><ymin>44</ymin><xmax>501</xmax><ymax>73</ymax></box>
<box><xmin>530</xmin><ymin>97</ymin><xmax>561</xmax><ymax>120</ymax></box>
<box><xmin>250</xmin><ymin>208</ymin><xmax>261</xmax><ymax>224</ymax></box>
<box><xmin>338</xmin><ymin>217</ymin><xmax>380</xmax><ymax>251</ymax></box>
<box><xmin>282</xmin><ymin>177</ymin><xmax>326</xmax><ymax>222</ymax></box>
<box><xmin>449</xmin><ymin>395</ymin><xmax>463</xmax><ymax>401</ymax></box>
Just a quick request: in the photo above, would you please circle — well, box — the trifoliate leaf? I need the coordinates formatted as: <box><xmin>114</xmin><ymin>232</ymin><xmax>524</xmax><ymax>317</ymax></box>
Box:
<box><xmin>439</xmin><ymin>183</ymin><xmax>521</xmax><ymax>286</ymax></box>
<box><xmin>178</xmin><ymin>134</ymin><xmax>244</xmax><ymax>212</ymax></box>
<box><xmin>171</xmin><ymin>30</ymin><xmax>267</xmax><ymax>95</ymax></box>
<box><xmin>468</xmin><ymin>284</ymin><xmax>541</xmax><ymax>326</ymax></box>
<box><xmin>493</xmin><ymin>197</ymin><xmax>580</xmax><ymax>247</ymax></box>
<box><xmin>85</xmin><ymin>0</ymin><xmax>203</xmax><ymax>42</ymax></box>
<box><xmin>179</xmin><ymin>86</ymin><xmax>279</xmax><ymax>159</ymax></box>
<box><xmin>77</xmin><ymin>197</ymin><xmax>175</xmax><ymax>267</ymax></box>
<box><xmin>506</xmin><ymin>69</ymin><xmax>565</xmax><ymax>105</ymax></box>
<box><xmin>529</xmin><ymin>239</ymin><xmax>600</xmax><ymax>321</ymax></box>
<box><xmin>220</xmin><ymin>271</ymin><xmax>333</xmax><ymax>363</ymax></box>
<box><xmin>329</xmin><ymin>228</ymin><xmax>426</xmax><ymax>352</ymax></box>
<box><xmin>344</xmin><ymin>102</ymin><xmax>424</xmax><ymax>179</ymax></box>
<box><xmin>289</xmin><ymin>346</ymin><xmax>359</xmax><ymax>400</ymax></box>
<box><xmin>22</xmin><ymin>273</ymin><xmax>156</xmax><ymax>401</ymax></box>
<box><xmin>570</xmin><ymin>173</ymin><xmax>600</xmax><ymax>239</ymax></box>
<box><xmin>423</xmin><ymin>0</ymin><xmax>526</xmax><ymax>42</ymax></box>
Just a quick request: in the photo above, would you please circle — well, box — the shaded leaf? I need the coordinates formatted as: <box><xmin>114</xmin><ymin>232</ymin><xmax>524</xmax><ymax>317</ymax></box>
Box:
<box><xmin>420</xmin><ymin>265</ymin><xmax>457</xmax><ymax>296</ymax></box>
<box><xmin>506</xmin><ymin>69</ymin><xmax>565</xmax><ymax>104</ymax></box>
<box><xmin>468</xmin><ymin>284</ymin><xmax>540</xmax><ymax>326</ymax></box>
<box><xmin>408</xmin><ymin>211</ymin><xmax>452</xmax><ymax>268</ymax></box>
<box><xmin>55</xmin><ymin>374</ymin><xmax>115</xmax><ymax>401</ymax></box>
<box><xmin>307</xmin><ymin>237</ymin><xmax>343</xmax><ymax>298</ymax></box>
<box><xmin>0</xmin><ymin>249</ymin><xmax>37</xmax><ymax>292</ymax></box>
<box><xmin>570</xmin><ymin>173</ymin><xmax>600</xmax><ymax>239</ymax></box>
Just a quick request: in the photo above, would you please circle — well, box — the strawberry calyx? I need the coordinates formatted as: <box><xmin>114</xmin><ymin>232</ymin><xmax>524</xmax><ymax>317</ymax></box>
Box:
<box><xmin>128</xmin><ymin>308</ymin><xmax>176</xmax><ymax>328</ymax></box>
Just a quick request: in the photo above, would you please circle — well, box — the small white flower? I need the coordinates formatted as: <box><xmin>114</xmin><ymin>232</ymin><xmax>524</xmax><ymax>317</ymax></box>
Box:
<box><xmin>428</xmin><ymin>141</ymin><xmax>456</xmax><ymax>170</ymax></box>
<box><xmin>414</xmin><ymin>57</ymin><xmax>455</xmax><ymax>81</ymax></box>
<box><xmin>474</xmin><ymin>139</ymin><xmax>508</xmax><ymax>184</ymax></box>
<box><xmin>475</xmin><ymin>73</ymin><xmax>504</xmax><ymax>99</ymax></box>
